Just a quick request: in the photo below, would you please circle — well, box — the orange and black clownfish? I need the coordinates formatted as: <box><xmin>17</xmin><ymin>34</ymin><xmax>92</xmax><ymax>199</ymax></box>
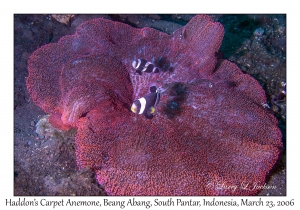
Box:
<box><xmin>132</xmin><ymin>58</ymin><xmax>160</xmax><ymax>75</ymax></box>
<box><xmin>131</xmin><ymin>86</ymin><xmax>161</xmax><ymax>119</ymax></box>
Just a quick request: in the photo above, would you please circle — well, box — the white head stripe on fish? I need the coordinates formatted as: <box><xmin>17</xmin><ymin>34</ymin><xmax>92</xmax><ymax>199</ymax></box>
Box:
<box><xmin>136</xmin><ymin>59</ymin><xmax>142</xmax><ymax>69</ymax></box>
<box><xmin>138</xmin><ymin>97</ymin><xmax>147</xmax><ymax>114</ymax></box>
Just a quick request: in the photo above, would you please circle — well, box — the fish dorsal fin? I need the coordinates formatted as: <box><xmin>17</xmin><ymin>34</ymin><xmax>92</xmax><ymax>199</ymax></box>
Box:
<box><xmin>149</xmin><ymin>86</ymin><xmax>157</xmax><ymax>93</ymax></box>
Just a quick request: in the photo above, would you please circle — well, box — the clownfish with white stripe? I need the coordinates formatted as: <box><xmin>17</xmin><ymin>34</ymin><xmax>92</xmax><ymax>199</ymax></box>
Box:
<box><xmin>132</xmin><ymin>58</ymin><xmax>160</xmax><ymax>75</ymax></box>
<box><xmin>131</xmin><ymin>85</ymin><xmax>161</xmax><ymax>119</ymax></box>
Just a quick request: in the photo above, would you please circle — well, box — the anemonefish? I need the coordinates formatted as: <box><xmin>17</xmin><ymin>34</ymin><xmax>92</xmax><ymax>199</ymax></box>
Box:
<box><xmin>131</xmin><ymin>86</ymin><xmax>161</xmax><ymax>119</ymax></box>
<box><xmin>132</xmin><ymin>58</ymin><xmax>159</xmax><ymax>75</ymax></box>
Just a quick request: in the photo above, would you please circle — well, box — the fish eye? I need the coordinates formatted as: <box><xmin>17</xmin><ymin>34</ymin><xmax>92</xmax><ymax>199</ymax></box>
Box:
<box><xmin>131</xmin><ymin>104</ymin><xmax>137</xmax><ymax>113</ymax></box>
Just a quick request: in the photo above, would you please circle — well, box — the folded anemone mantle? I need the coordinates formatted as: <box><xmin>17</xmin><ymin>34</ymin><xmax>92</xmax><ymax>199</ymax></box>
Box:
<box><xmin>27</xmin><ymin>15</ymin><xmax>282</xmax><ymax>195</ymax></box>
